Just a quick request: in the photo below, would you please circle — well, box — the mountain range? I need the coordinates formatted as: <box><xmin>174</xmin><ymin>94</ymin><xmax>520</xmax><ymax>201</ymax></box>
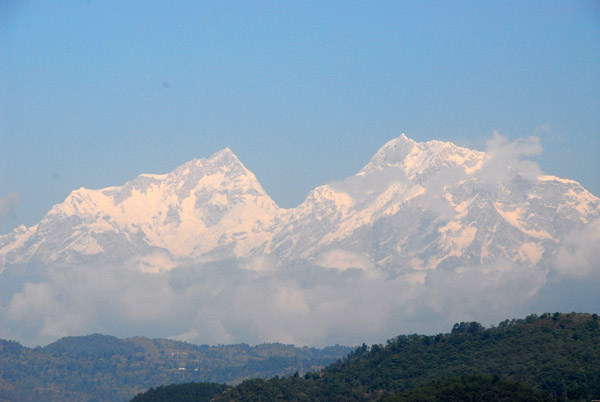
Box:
<box><xmin>2</xmin><ymin>134</ymin><xmax>598</xmax><ymax>274</ymax></box>
<box><xmin>0</xmin><ymin>334</ymin><xmax>351</xmax><ymax>401</ymax></box>
<box><xmin>1</xmin><ymin>134</ymin><xmax>599</xmax><ymax>347</ymax></box>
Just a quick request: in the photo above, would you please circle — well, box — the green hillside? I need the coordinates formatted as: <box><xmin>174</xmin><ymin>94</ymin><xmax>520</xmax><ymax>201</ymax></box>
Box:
<box><xmin>0</xmin><ymin>335</ymin><xmax>351</xmax><ymax>402</ymax></box>
<box><xmin>3</xmin><ymin>313</ymin><xmax>598</xmax><ymax>402</ymax></box>
<box><xmin>130</xmin><ymin>382</ymin><xmax>230</xmax><ymax>402</ymax></box>
<box><xmin>381</xmin><ymin>375</ymin><xmax>557</xmax><ymax>402</ymax></box>
<box><xmin>212</xmin><ymin>313</ymin><xmax>599</xmax><ymax>401</ymax></box>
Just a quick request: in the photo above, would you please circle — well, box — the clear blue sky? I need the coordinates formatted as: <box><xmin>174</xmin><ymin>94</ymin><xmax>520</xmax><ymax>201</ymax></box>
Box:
<box><xmin>1</xmin><ymin>0</ymin><xmax>599</xmax><ymax>234</ymax></box>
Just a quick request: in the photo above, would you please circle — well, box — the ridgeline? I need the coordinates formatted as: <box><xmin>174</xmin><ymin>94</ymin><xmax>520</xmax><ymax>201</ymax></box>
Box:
<box><xmin>0</xmin><ymin>336</ymin><xmax>350</xmax><ymax>402</ymax></box>
<box><xmin>208</xmin><ymin>312</ymin><xmax>599</xmax><ymax>401</ymax></box>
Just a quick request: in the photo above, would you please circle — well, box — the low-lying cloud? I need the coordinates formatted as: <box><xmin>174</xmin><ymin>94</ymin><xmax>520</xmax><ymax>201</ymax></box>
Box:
<box><xmin>2</xmin><ymin>252</ymin><xmax>597</xmax><ymax>348</ymax></box>
<box><xmin>551</xmin><ymin>218</ymin><xmax>600</xmax><ymax>279</ymax></box>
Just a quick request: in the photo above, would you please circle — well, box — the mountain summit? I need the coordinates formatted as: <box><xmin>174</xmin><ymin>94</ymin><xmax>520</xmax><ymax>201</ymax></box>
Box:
<box><xmin>0</xmin><ymin>148</ymin><xmax>282</xmax><ymax>269</ymax></box>
<box><xmin>1</xmin><ymin>135</ymin><xmax>599</xmax><ymax>274</ymax></box>
<box><xmin>360</xmin><ymin>134</ymin><xmax>484</xmax><ymax>177</ymax></box>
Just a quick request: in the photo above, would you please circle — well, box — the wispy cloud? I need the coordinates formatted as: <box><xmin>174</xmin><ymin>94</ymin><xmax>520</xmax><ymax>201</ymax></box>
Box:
<box><xmin>533</xmin><ymin>124</ymin><xmax>552</xmax><ymax>135</ymax></box>
<box><xmin>552</xmin><ymin>218</ymin><xmax>600</xmax><ymax>279</ymax></box>
<box><xmin>478</xmin><ymin>132</ymin><xmax>543</xmax><ymax>186</ymax></box>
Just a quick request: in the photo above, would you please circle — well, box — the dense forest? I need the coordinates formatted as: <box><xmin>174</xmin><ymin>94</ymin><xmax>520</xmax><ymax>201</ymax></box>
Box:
<box><xmin>2</xmin><ymin>313</ymin><xmax>598</xmax><ymax>401</ymax></box>
<box><xmin>0</xmin><ymin>335</ymin><xmax>351</xmax><ymax>402</ymax></box>
<box><xmin>380</xmin><ymin>375</ymin><xmax>559</xmax><ymax>402</ymax></box>
<box><xmin>208</xmin><ymin>312</ymin><xmax>598</xmax><ymax>401</ymax></box>
<box><xmin>130</xmin><ymin>382</ymin><xmax>230</xmax><ymax>402</ymax></box>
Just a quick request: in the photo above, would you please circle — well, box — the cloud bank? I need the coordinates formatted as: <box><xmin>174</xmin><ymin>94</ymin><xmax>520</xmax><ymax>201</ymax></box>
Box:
<box><xmin>2</xmin><ymin>247</ymin><xmax>598</xmax><ymax>348</ymax></box>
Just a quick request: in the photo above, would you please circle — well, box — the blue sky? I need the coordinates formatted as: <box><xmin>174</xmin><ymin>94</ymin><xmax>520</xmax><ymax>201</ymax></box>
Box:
<box><xmin>1</xmin><ymin>0</ymin><xmax>599</xmax><ymax>235</ymax></box>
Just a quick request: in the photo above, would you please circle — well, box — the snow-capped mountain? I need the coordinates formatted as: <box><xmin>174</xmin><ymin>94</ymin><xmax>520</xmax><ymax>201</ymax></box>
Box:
<box><xmin>269</xmin><ymin>135</ymin><xmax>600</xmax><ymax>273</ymax></box>
<box><xmin>0</xmin><ymin>148</ymin><xmax>282</xmax><ymax>269</ymax></box>
<box><xmin>1</xmin><ymin>135</ymin><xmax>599</xmax><ymax>274</ymax></box>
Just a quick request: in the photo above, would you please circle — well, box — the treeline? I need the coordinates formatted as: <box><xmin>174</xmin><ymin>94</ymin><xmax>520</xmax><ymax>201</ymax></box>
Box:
<box><xmin>208</xmin><ymin>312</ymin><xmax>599</xmax><ymax>401</ymax></box>
<box><xmin>0</xmin><ymin>335</ymin><xmax>351</xmax><ymax>402</ymax></box>
<box><xmin>130</xmin><ymin>382</ymin><xmax>229</xmax><ymax>402</ymax></box>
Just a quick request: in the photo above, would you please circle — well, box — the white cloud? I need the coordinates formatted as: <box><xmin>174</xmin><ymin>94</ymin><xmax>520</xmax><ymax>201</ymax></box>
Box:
<box><xmin>533</xmin><ymin>124</ymin><xmax>551</xmax><ymax>135</ymax></box>
<box><xmin>478</xmin><ymin>132</ymin><xmax>543</xmax><ymax>186</ymax></box>
<box><xmin>130</xmin><ymin>250</ymin><xmax>178</xmax><ymax>273</ymax></box>
<box><xmin>421</xmin><ymin>261</ymin><xmax>548</xmax><ymax>322</ymax></box>
<box><xmin>275</xmin><ymin>286</ymin><xmax>310</xmax><ymax>315</ymax></box>
<box><xmin>5</xmin><ymin>252</ymin><xmax>593</xmax><ymax>348</ymax></box>
<box><xmin>240</xmin><ymin>254</ymin><xmax>277</xmax><ymax>273</ymax></box>
<box><xmin>552</xmin><ymin>218</ymin><xmax>600</xmax><ymax>279</ymax></box>
<box><xmin>316</xmin><ymin>249</ymin><xmax>376</xmax><ymax>273</ymax></box>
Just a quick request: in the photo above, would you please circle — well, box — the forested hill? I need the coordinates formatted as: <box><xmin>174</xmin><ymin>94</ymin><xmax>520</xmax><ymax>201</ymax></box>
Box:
<box><xmin>211</xmin><ymin>313</ymin><xmax>599</xmax><ymax>401</ymax></box>
<box><xmin>0</xmin><ymin>335</ymin><xmax>351</xmax><ymax>402</ymax></box>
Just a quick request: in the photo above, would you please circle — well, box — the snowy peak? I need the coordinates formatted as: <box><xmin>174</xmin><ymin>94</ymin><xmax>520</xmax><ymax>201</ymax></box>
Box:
<box><xmin>161</xmin><ymin>147</ymin><xmax>264</xmax><ymax>198</ymax></box>
<box><xmin>0</xmin><ymin>147</ymin><xmax>283</xmax><ymax>266</ymax></box>
<box><xmin>360</xmin><ymin>134</ymin><xmax>484</xmax><ymax>178</ymax></box>
<box><xmin>1</xmin><ymin>134</ymin><xmax>598</xmax><ymax>274</ymax></box>
<box><xmin>361</xmin><ymin>134</ymin><xmax>416</xmax><ymax>171</ymax></box>
<box><xmin>51</xmin><ymin>148</ymin><xmax>271</xmax><ymax>217</ymax></box>
<box><xmin>173</xmin><ymin>148</ymin><xmax>248</xmax><ymax>182</ymax></box>
<box><xmin>97</xmin><ymin>147</ymin><xmax>282</xmax><ymax>259</ymax></box>
<box><xmin>209</xmin><ymin>147</ymin><xmax>242</xmax><ymax>166</ymax></box>
<box><xmin>269</xmin><ymin>134</ymin><xmax>599</xmax><ymax>270</ymax></box>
